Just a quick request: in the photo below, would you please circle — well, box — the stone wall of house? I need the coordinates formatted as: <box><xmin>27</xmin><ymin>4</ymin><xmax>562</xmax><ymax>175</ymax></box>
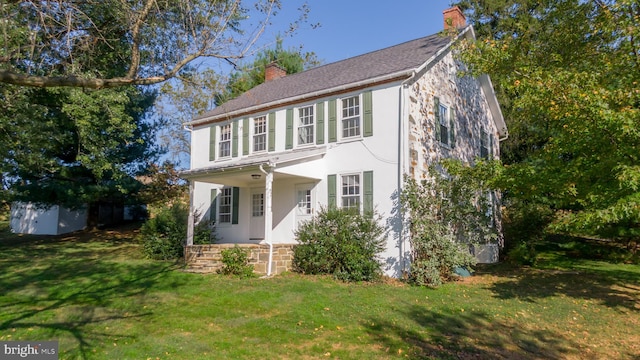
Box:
<box><xmin>407</xmin><ymin>50</ymin><xmax>499</xmax><ymax>180</ymax></box>
<box><xmin>185</xmin><ymin>243</ymin><xmax>295</xmax><ymax>275</ymax></box>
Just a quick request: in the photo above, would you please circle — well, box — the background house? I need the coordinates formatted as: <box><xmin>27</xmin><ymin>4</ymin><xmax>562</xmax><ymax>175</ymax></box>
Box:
<box><xmin>182</xmin><ymin>7</ymin><xmax>507</xmax><ymax>276</ymax></box>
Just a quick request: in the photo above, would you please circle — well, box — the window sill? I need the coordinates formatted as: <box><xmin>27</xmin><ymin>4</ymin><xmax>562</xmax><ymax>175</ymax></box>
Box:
<box><xmin>338</xmin><ymin>136</ymin><xmax>363</xmax><ymax>144</ymax></box>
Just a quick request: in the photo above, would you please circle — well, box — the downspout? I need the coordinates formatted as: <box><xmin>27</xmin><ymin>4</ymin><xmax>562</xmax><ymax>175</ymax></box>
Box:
<box><xmin>259</xmin><ymin>162</ymin><xmax>275</xmax><ymax>276</ymax></box>
<box><xmin>398</xmin><ymin>73</ymin><xmax>415</xmax><ymax>276</ymax></box>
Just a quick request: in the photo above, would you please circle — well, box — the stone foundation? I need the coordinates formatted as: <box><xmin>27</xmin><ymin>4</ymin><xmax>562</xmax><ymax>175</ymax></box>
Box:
<box><xmin>185</xmin><ymin>243</ymin><xmax>295</xmax><ymax>275</ymax></box>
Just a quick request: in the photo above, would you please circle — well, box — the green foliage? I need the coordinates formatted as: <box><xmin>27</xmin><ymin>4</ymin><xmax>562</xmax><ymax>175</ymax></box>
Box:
<box><xmin>217</xmin><ymin>246</ymin><xmax>255</xmax><ymax>278</ymax></box>
<box><xmin>0</xmin><ymin>0</ymin><xmax>278</xmax><ymax>88</ymax></box>
<box><xmin>502</xmin><ymin>199</ymin><xmax>554</xmax><ymax>265</ymax></box>
<box><xmin>455</xmin><ymin>0</ymin><xmax>640</xmax><ymax>247</ymax></box>
<box><xmin>293</xmin><ymin>207</ymin><xmax>385</xmax><ymax>282</ymax></box>
<box><xmin>140</xmin><ymin>202</ymin><xmax>212</xmax><ymax>260</ymax></box>
<box><xmin>0</xmin><ymin>82</ymin><xmax>159</xmax><ymax>209</ymax></box>
<box><xmin>214</xmin><ymin>39</ymin><xmax>320</xmax><ymax>105</ymax></box>
<box><xmin>400</xmin><ymin>161</ymin><xmax>502</xmax><ymax>286</ymax></box>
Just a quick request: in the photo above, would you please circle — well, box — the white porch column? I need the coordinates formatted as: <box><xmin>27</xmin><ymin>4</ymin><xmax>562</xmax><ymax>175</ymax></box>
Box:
<box><xmin>260</xmin><ymin>163</ymin><xmax>275</xmax><ymax>276</ymax></box>
<box><xmin>186</xmin><ymin>180</ymin><xmax>195</xmax><ymax>246</ymax></box>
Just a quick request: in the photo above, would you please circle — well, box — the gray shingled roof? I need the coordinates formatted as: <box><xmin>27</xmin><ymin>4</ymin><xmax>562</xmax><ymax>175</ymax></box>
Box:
<box><xmin>191</xmin><ymin>31</ymin><xmax>455</xmax><ymax>124</ymax></box>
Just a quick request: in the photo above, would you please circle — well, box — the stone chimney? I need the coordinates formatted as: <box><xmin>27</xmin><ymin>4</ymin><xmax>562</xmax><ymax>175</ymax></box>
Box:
<box><xmin>265</xmin><ymin>62</ymin><xmax>286</xmax><ymax>82</ymax></box>
<box><xmin>443</xmin><ymin>6</ymin><xmax>466</xmax><ymax>30</ymax></box>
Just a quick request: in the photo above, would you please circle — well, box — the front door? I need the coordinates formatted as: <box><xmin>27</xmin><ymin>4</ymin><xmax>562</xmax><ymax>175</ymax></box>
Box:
<box><xmin>295</xmin><ymin>183</ymin><xmax>315</xmax><ymax>229</ymax></box>
<box><xmin>250</xmin><ymin>188</ymin><xmax>265</xmax><ymax>240</ymax></box>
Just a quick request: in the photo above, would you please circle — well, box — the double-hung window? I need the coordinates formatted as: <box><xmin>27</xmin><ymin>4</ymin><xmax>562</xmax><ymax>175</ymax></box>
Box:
<box><xmin>341</xmin><ymin>174</ymin><xmax>360</xmax><ymax>209</ymax></box>
<box><xmin>298</xmin><ymin>105</ymin><xmax>314</xmax><ymax>145</ymax></box>
<box><xmin>219</xmin><ymin>187</ymin><xmax>233</xmax><ymax>224</ymax></box>
<box><xmin>219</xmin><ymin>124</ymin><xmax>232</xmax><ymax>158</ymax></box>
<box><xmin>438</xmin><ymin>104</ymin><xmax>450</xmax><ymax>146</ymax></box>
<box><xmin>341</xmin><ymin>96</ymin><xmax>360</xmax><ymax>138</ymax></box>
<box><xmin>480</xmin><ymin>129</ymin><xmax>489</xmax><ymax>159</ymax></box>
<box><xmin>434</xmin><ymin>96</ymin><xmax>455</xmax><ymax>148</ymax></box>
<box><xmin>297</xmin><ymin>188</ymin><xmax>312</xmax><ymax>215</ymax></box>
<box><xmin>253</xmin><ymin>115</ymin><xmax>267</xmax><ymax>152</ymax></box>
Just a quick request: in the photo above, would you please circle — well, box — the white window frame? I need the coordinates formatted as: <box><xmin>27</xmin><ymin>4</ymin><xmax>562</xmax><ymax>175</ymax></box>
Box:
<box><xmin>253</xmin><ymin>115</ymin><xmax>267</xmax><ymax>153</ymax></box>
<box><xmin>218</xmin><ymin>187</ymin><xmax>233</xmax><ymax>224</ymax></box>
<box><xmin>219</xmin><ymin>124</ymin><xmax>232</xmax><ymax>159</ymax></box>
<box><xmin>341</xmin><ymin>95</ymin><xmax>361</xmax><ymax>139</ymax></box>
<box><xmin>297</xmin><ymin>105</ymin><xmax>315</xmax><ymax>146</ymax></box>
<box><xmin>340</xmin><ymin>173</ymin><xmax>361</xmax><ymax>210</ymax></box>
<box><xmin>438</xmin><ymin>104</ymin><xmax>450</xmax><ymax>146</ymax></box>
<box><xmin>296</xmin><ymin>187</ymin><xmax>313</xmax><ymax>215</ymax></box>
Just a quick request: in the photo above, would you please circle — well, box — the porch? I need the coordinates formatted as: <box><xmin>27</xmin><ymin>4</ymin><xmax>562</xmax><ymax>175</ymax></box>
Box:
<box><xmin>182</xmin><ymin>147</ymin><xmax>326</xmax><ymax>276</ymax></box>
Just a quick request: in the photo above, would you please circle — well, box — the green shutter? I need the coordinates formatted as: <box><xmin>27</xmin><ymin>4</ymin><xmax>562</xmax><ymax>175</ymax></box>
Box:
<box><xmin>210</xmin><ymin>189</ymin><xmax>218</xmax><ymax>222</ymax></box>
<box><xmin>449</xmin><ymin>105</ymin><xmax>456</xmax><ymax>148</ymax></box>
<box><xmin>327</xmin><ymin>174</ymin><xmax>337</xmax><ymax>209</ymax></box>
<box><xmin>316</xmin><ymin>101</ymin><xmax>325</xmax><ymax>144</ymax></box>
<box><xmin>363</xmin><ymin>171</ymin><xmax>374</xmax><ymax>214</ymax></box>
<box><xmin>242</xmin><ymin>118</ymin><xmax>249</xmax><ymax>155</ymax></box>
<box><xmin>232</xmin><ymin>121</ymin><xmax>239</xmax><ymax>157</ymax></box>
<box><xmin>286</xmin><ymin>108</ymin><xmax>293</xmax><ymax>149</ymax></box>
<box><xmin>328</xmin><ymin>99</ymin><xmax>337</xmax><ymax>143</ymax></box>
<box><xmin>268</xmin><ymin>112</ymin><xmax>276</xmax><ymax>152</ymax></box>
<box><xmin>489</xmin><ymin>132</ymin><xmax>494</xmax><ymax>160</ymax></box>
<box><xmin>434</xmin><ymin>97</ymin><xmax>441</xmax><ymax>143</ymax></box>
<box><xmin>363</xmin><ymin>91</ymin><xmax>373</xmax><ymax>137</ymax></box>
<box><xmin>209</xmin><ymin>126</ymin><xmax>216</xmax><ymax>161</ymax></box>
<box><xmin>232</xmin><ymin>187</ymin><xmax>239</xmax><ymax>225</ymax></box>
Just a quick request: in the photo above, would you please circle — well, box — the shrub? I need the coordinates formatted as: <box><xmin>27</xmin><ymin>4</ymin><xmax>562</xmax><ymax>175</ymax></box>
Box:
<box><xmin>293</xmin><ymin>207</ymin><xmax>385</xmax><ymax>282</ymax></box>
<box><xmin>408</xmin><ymin>220</ymin><xmax>477</xmax><ymax>287</ymax></box>
<box><xmin>400</xmin><ymin>161</ymin><xmax>501</xmax><ymax>287</ymax></box>
<box><xmin>501</xmin><ymin>200</ymin><xmax>553</xmax><ymax>265</ymax></box>
<box><xmin>217</xmin><ymin>246</ymin><xmax>255</xmax><ymax>278</ymax></box>
<box><xmin>140</xmin><ymin>202</ymin><xmax>213</xmax><ymax>260</ymax></box>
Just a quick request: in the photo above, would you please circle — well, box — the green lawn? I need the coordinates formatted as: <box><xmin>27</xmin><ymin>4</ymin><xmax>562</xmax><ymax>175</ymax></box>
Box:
<box><xmin>1</xmin><ymin>222</ymin><xmax>638</xmax><ymax>359</ymax></box>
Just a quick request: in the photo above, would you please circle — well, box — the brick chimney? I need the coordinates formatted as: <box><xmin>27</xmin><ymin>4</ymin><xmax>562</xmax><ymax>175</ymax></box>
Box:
<box><xmin>265</xmin><ymin>62</ymin><xmax>286</xmax><ymax>82</ymax></box>
<box><xmin>443</xmin><ymin>6</ymin><xmax>466</xmax><ymax>30</ymax></box>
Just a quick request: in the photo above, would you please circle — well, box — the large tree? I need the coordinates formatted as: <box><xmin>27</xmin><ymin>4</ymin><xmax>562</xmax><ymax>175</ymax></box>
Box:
<box><xmin>156</xmin><ymin>41</ymin><xmax>319</xmax><ymax>163</ymax></box>
<box><xmin>0</xmin><ymin>0</ymin><xmax>283</xmax><ymax>88</ymax></box>
<box><xmin>0</xmin><ymin>83</ymin><xmax>159</xmax><ymax>209</ymax></box>
<box><xmin>455</xmin><ymin>0</ymin><xmax>640</xmax><ymax>246</ymax></box>
<box><xmin>213</xmin><ymin>38</ymin><xmax>320</xmax><ymax>105</ymax></box>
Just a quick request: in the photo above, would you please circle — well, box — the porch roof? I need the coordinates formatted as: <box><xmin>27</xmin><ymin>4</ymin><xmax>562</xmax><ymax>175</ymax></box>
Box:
<box><xmin>181</xmin><ymin>146</ymin><xmax>326</xmax><ymax>185</ymax></box>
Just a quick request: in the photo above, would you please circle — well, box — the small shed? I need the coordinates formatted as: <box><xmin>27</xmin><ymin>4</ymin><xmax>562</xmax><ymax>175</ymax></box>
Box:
<box><xmin>10</xmin><ymin>202</ymin><xmax>87</xmax><ymax>235</ymax></box>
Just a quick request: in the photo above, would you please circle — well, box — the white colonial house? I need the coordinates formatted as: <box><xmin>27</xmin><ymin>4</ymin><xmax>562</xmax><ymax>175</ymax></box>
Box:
<box><xmin>182</xmin><ymin>7</ymin><xmax>508</xmax><ymax>276</ymax></box>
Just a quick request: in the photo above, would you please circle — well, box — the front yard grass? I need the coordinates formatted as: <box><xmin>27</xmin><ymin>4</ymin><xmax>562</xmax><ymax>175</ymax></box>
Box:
<box><xmin>0</xmin><ymin>222</ymin><xmax>638</xmax><ymax>359</ymax></box>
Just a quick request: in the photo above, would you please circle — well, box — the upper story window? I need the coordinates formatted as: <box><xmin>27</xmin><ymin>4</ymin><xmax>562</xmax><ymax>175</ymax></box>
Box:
<box><xmin>298</xmin><ymin>105</ymin><xmax>314</xmax><ymax>145</ymax></box>
<box><xmin>480</xmin><ymin>129</ymin><xmax>490</xmax><ymax>159</ymax></box>
<box><xmin>434</xmin><ymin>96</ymin><xmax>455</xmax><ymax>148</ymax></box>
<box><xmin>253</xmin><ymin>115</ymin><xmax>267</xmax><ymax>152</ymax></box>
<box><xmin>438</xmin><ymin>104</ymin><xmax>450</xmax><ymax>146</ymax></box>
<box><xmin>219</xmin><ymin>124</ymin><xmax>232</xmax><ymax>158</ymax></box>
<box><xmin>341</xmin><ymin>174</ymin><xmax>360</xmax><ymax>210</ymax></box>
<box><xmin>341</xmin><ymin>96</ymin><xmax>361</xmax><ymax>138</ymax></box>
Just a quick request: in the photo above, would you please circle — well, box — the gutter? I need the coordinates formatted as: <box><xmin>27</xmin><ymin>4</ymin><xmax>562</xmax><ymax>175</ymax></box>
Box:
<box><xmin>188</xmin><ymin>69</ymin><xmax>415</xmax><ymax>127</ymax></box>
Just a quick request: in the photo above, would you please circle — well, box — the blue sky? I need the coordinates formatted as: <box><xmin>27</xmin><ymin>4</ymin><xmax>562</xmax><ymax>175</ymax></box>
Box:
<box><xmin>260</xmin><ymin>1</ymin><xmax>456</xmax><ymax>64</ymax></box>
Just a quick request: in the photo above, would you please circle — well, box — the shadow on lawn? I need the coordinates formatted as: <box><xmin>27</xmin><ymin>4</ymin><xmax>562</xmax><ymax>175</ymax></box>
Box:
<box><xmin>365</xmin><ymin>304</ymin><xmax>580</xmax><ymax>359</ymax></box>
<box><xmin>482</xmin><ymin>266</ymin><xmax>640</xmax><ymax>313</ymax></box>
<box><xmin>0</xmin><ymin>228</ymin><xmax>185</xmax><ymax>359</ymax></box>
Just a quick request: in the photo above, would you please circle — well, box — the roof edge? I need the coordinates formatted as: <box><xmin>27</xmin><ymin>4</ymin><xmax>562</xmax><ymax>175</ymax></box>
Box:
<box><xmin>186</xmin><ymin>69</ymin><xmax>414</xmax><ymax>127</ymax></box>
